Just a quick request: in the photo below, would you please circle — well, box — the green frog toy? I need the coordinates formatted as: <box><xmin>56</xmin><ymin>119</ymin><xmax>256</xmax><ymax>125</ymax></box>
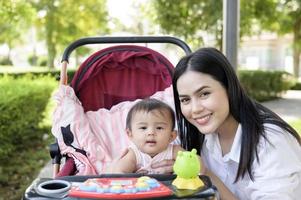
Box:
<box><xmin>172</xmin><ymin>149</ymin><xmax>204</xmax><ymax>190</ymax></box>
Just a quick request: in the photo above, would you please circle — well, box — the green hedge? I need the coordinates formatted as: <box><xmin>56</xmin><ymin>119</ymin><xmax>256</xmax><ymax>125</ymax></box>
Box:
<box><xmin>0</xmin><ymin>75</ymin><xmax>57</xmax><ymax>162</ymax></box>
<box><xmin>0</xmin><ymin>69</ymin><xmax>296</xmax><ymax>104</ymax></box>
<box><xmin>238</xmin><ymin>70</ymin><xmax>296</xmax><ymax>101</ymax></box>
<box><xmin>291</xmin><ymin>82</ymin><xmax>301</xmax><ymax>90</ymax></box>
<box><xmin>0</xmin><ymin>69</ymin><xmax>76</xmax><ymax>83</ymax></box>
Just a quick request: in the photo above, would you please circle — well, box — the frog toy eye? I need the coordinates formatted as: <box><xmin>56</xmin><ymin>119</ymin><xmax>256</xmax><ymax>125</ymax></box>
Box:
<box><xmin>177</xmin><ymin>151</ymin><xmax>183</xmax><ymax>157</ymax></box>
<box><xmin>191</xmin><ymin>149</ymin><xmax>197</xmax><ymax>154</ymax></box>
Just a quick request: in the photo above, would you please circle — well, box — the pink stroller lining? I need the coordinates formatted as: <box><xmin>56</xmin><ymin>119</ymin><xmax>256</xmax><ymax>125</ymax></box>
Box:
<box><xmin>51</xmin><ymin>85</ymin><xmax>175</xmax><ymax>175</ymax></box>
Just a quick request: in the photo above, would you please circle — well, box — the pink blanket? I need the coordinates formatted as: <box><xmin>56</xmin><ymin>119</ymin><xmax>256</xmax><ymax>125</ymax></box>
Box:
<box><xmin>51</xmin><ymin>85</ymin><xmax>176</xmax><ymax>175</ymax></box>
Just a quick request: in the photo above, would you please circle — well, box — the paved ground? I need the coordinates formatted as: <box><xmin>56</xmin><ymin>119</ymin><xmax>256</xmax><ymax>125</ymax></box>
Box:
<box><xmin>262</xmin><ymin>90</ymin><xmax>301</xmax><ymax>121</ymax></box>
<box><xmin>37</xmin><ymin>90</ymin><xmax>301</xmax><ymax>179</ymax></box>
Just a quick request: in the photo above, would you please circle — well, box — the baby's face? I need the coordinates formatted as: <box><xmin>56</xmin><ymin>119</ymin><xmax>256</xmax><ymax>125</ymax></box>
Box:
<box><xmin>128</xmin><ymin>109</ymin><xmax>176</xmax><ymax>157</ymax></box>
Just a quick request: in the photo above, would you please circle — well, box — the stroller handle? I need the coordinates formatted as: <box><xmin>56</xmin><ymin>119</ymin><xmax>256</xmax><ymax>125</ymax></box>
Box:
<box><xmin>59</xmin><ymin>36</ymin><xmax>192</xmax><ymax>85</ymax></box>
<box><xmin>61</xmin><ymin>36</ymin><xmax>192</xmax><ymax>63</ymax></box>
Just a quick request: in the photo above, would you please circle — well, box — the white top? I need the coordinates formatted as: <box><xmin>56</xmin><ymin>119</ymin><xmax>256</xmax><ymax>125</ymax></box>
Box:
<box><xmin>202</xmin><ymin>123</ymin><xmax>301</xmax><ymax>200</ymax></box>
<box><xmin>129</xmin><ymin>143</ymin><xmax>174</xmax><ymax>174</ymax></box>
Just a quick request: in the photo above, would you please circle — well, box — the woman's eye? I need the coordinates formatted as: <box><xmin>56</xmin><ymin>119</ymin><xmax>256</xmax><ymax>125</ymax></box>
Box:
<box><xmin>156</xmin><ymin>127</ymin><xmax>164</xmax><ymax>130</ymax></box>
<box><xmin>179</xmin><ymin>98</ymin><xmax>190</xmax><ymax>104</ymax></box>
<box><xmin>139</xmin><ymin>127</ymin><xmax>147</xmax><ymax>130</ymax></box>
<box><xmin>200</xmin><ymin>91</ymin><xmax>210</xmax><ymax>98</ymax></box>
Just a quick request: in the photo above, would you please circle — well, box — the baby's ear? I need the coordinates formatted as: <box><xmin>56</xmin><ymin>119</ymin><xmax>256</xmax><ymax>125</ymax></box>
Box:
<box><xmin>126</xmin><ymin>128</ymin><xmax>133</xmax><ymax>138</ymax></box>
<box><xmin>170</xmin><ymin>130</ymin><xmax>177</xmax><ymax>142</ymax></box>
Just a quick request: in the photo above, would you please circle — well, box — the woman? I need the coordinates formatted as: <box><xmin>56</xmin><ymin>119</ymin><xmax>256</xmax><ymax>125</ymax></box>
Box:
<box><xmin>170</xmin><ymin>47</ymin><xmax>301</xmax><ymax>199</ymax></box>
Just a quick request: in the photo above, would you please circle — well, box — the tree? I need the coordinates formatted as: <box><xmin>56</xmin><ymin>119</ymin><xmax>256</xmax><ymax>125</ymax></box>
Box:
<box><xmin>240</xmin><ymin>0</ymin><xmax>279</xmax><ymax>36</ymax></box>
<box><xmin>241</xmin><ymin>0</ymin><xmax>301</xmax><ymax>77</ymax></box>
<box><xmin>143</xmin><ymin>0</ymin><xmax>222</xmax><ymax>50</ymax></box>
<box><xmin>277</xmin><ymin>0</ymin><xmax>301</xmax><ymax>77</ymax></box>
<box><xmin>0</xmin><ymin>1</ymin><xmax>35</xmax><ymax>64</ymax></box>
<box><xmin>30</xmin><ymin>0</ymin><xmax>109</xmax><ymax>68</ymax></box>
<box><xmin>144</xmin><ymin>0</ymin><xmax>282</xmax><ymax>50</ymax></box>
<box><xmin>146</xmin><ymin>0</ymin><xmax>301</xmax><ymax>77</ymax></box>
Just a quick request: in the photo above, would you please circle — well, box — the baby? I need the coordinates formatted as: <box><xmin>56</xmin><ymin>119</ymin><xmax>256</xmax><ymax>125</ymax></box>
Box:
<box><xmin>111</xmin><ymin>98</ymin><xmax>184</xmax><ymax>174</ymax></box>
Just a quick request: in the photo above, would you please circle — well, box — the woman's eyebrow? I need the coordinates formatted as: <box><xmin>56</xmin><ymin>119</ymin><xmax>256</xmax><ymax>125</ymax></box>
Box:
<box><xmin>179</xmin><ymin>86</ymin><xmax>210</xmax><ymax>97</ymax></box>
<box><xmin>194</xmin><ymin>86</ymin><xmax>210</xmax><ymax>94</ymax></box>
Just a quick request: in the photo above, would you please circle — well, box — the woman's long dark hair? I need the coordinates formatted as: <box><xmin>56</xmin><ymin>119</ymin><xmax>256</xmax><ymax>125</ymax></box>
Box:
<box><xmin>172</xmin><ymin>47</ymin><xmax>300</xmax><ymax>181</ymax></box>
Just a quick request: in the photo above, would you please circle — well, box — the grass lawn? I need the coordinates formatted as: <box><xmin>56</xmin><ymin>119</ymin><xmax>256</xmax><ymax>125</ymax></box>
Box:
<box><xmin>289</xmin><ymin>119</ymin><xmax>301</xmax><ymax>135</ymax></box>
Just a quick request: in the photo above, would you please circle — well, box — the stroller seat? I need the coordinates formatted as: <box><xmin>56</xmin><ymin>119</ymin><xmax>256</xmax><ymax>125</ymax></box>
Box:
<box><xmin>51</xmin><ymin>37</ymin><xmax>191</xmax><ymax>177</ymax></box>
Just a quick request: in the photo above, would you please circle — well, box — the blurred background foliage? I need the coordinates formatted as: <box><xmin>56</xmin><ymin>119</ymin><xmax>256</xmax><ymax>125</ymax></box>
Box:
<box><xmin>1</xmin><ymin>0</ymin><xmax>301</xmax><ymax>76</ymax></box>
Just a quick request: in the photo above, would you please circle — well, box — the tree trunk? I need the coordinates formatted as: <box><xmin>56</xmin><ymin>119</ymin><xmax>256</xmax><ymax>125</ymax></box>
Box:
<box><xmin>293</xmin><ymin>45</ymin><xmax>300</xmax><ymax>78</ymax></box>
<box><xmin>7</xmin><ymin>44</ymin><xmax>11</xmax><ymax>61</ymax></box>
<box><xmin>45</xmin><ymin>2</ymin><xmax>56</xmax><ymax>69</ymax></box>
<box><xmin>293</xmin><ymin>19</ymin><xmax>301</xmax><ymax>78</ymax></box>
<box><xmin>31</xmin><ymin>46</ymin><xmax>37</xmax><ymax>66</ymax></box>
<box><xmin>6</xmin><ymin>43</ymin><xmax>13</xmax><ymax>66</ymax></box>
<box><xmin>47</xmin><ymin>41</ymin><xmax>56</xmax><ymax>69</ymax></box>
<box><xmin>217</xmin><ymin>25</ymin><xmax>223</xmax><ymax>51</ymax></box>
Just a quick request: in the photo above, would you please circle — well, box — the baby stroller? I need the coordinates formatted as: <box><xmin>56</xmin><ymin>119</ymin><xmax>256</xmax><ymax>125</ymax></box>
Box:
<box><xmin>50</xmin><ymin>36</ymin><xmax>191</xmax><ymax>177</ymax></box>
<box><xmin>24</xmin><ymin>36</ymin><xmax>219</xmax><ymax>200</ymax></box>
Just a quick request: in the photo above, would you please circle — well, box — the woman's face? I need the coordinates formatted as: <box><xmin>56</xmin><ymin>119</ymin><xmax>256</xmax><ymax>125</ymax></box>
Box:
<box><xmin>176</xmin><ymin>71</ymin><xmax>231</xmax><ymax>134</ymax></box>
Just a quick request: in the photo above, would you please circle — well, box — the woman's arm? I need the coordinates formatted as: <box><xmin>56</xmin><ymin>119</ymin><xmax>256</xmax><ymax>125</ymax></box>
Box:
<box><xmin>203</xmin><ymin>169</ymin><xmax>238</xmax><ymax>200</ymax></box>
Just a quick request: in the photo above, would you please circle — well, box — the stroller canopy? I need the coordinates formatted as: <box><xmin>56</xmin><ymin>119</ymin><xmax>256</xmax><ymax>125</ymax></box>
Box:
<box><xmin>71</xmin><ymin>45</ymin><xmax>174</xmax><ymax>112</ymax></box>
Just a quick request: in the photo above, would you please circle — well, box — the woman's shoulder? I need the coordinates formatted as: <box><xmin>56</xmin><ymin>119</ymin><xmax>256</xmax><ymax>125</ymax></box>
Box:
<box><xmin>250</xmin><ymin>123</ymin><xmax>301</xmax><ymax>195</ymax></box>
<box><xmin>257</xmin><ymin>123</ymin><xmax>301</xmax><ymax>162</ymax></box>
<box><xmin>259</xmin><ymin>123</ymin><xmax>298</xmax><ymax>148</ymax></box>
<box><xmin>261</xmin><ymin>123</ymin><xmax>298</xmax><ymax>143</ymax></box>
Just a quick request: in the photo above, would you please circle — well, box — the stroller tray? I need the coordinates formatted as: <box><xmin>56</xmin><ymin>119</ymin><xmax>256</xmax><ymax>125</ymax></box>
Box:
<box><xmin>68</xmin><ymin>176</ymin><xmax>172</xmax><ymax>199</ymax></box>
<box><xmin>23</xmin><ymin>174</ymin><xmax>217</xmax><ymax>200</ymax></box>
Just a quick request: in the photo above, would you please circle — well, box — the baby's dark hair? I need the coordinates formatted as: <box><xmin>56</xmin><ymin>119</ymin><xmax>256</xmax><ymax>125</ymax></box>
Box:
<box><xmin>126</xmin><ymin>98</ymin><xmax>175</xmax><ymax>130</ymax></box>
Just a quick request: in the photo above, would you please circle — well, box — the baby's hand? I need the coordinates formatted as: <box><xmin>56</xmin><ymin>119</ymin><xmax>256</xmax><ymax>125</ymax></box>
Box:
<box><xmin>199</xmin><ymin>157</ymin><xmax>207</xmax><ymax>175</ymax></box>
<box><xmin>151</xmin><ymin>159</ymin><xmax>175</xmax><ymax>174</ymax></box>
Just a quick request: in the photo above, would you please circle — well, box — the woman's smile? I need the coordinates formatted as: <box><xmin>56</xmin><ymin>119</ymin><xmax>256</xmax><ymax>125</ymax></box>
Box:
<box><xmin>194</xmin><ymin>113</ymin><xmax>212</xmax><ymax>125</ymax></box>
